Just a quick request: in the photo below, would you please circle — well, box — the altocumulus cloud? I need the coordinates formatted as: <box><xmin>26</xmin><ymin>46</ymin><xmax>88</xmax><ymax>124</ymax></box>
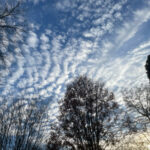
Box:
<box><xmin>0</xmin><ymin>0</ymin><xmax>150</xmax><ymax>119</ymax></box>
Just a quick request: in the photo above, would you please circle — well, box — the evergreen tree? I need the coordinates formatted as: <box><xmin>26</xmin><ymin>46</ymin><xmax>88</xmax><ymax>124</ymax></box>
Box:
<box><xmin>145</xmin><ymin>55</ymin><xmax>150</xmax><ymax>81</ymax></box>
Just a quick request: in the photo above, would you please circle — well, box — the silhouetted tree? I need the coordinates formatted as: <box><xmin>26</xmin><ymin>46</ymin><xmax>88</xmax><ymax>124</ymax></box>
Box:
<box><xmin>0</xmin><ymin>97</ymin><xmax>48</xmax><ymax>150</ymax></box>
<box><xmin>145</xmin><ymin>55</ymin><xmax>150</xmax><ymax>82</ymax></box>
<box><xmin>0</xmin><ymin>0</ymin><xmax>26</xmax><ymax>62</ymax></box>
<box><xmin>47</xmin><ymin>76</ymin><xmax>119</xmax><ymax>150</ymax></box>
<box><xmin>47</xmin><ymin>123</ymin><xmax>76</xmax><ymax>150</ymax></box>
<box><xmin>122</xmin><ymin>84</ymin><xmax>150</xmax><ymax>132</ymax></box>
<box><xmin>46</xmin><ymin>125</ymin><xmax>64</xmax><ymax>150</ymax></box>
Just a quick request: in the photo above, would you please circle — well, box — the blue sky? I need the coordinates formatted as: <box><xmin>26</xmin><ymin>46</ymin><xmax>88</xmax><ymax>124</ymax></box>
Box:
<box><xmin>1</xmin><ymin>0</ymin><xmax>150</xmax><ymax>119</ymax></box>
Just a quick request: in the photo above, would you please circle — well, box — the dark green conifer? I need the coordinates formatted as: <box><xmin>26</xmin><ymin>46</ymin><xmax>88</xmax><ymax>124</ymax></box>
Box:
<box><xmin>145</xmin><ymin>55</ymin><xmax>150</xmax><ymax>81</ymax></box>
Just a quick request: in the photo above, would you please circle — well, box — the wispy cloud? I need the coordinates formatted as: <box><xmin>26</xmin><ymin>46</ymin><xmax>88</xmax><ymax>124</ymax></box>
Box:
<box><xmin>27</xmin><ymin>0</ymin><xmax>45</xmax><ymax>5</ymax></box>
<box><xmin>1</xmin><ymin>0</ymin><xmax>150</xmax><ymax>114</ymax></box>
<box><xmin>115</xmin><ymin>7</ymin><xmax>150</xmax><ymax>49</ymax></box>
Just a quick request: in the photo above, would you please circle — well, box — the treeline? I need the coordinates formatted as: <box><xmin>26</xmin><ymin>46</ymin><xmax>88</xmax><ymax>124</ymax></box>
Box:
<box><xmin>0</xmin><ymin>55</ymin><xmax>148</xmax><ymax>150</ymax></box>
<box><xmin>46</xmin><ymin>55</ymin><xmax>150</xmax><ymax>150</ymax></box>
<box><xmin>0</xmin><ymin>97</ymin><xmax>48</xmax><ymax>150</ymax></box>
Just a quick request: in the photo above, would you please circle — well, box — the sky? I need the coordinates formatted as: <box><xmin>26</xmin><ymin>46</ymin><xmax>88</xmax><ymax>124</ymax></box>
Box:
<box><xmin>0</xmin><ymin>0</ymin><xmax>150</xmax><ymax>119</ymax></box>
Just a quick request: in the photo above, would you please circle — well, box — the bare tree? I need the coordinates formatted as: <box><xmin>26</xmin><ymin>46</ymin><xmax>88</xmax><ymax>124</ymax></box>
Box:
<box><xmin>123</xmin><ymin>85</ymin><xmax>150</xmax><ymax>132</ymax></box>
<box><xmin>46</xmin><ymin>125</ymin><xmax>64</xmax><ymax>150</ymax></box>
<box><xmin>47</xmin><ymin>76</ymin><xmax>119</xmax><ymax>150</ymax></box>
<box><xmin>0</xmin><ymin>0</ymin><xmax>26</xmax><ymax>62</ymax></box>
<box><xmin>0</xmin><ymin>97</ymin><xmax>48</xmax><ymax>150</ymax></box>
<box><xmin>47</xmin><ymin>123</ymin><xmax>76</xmax><ymax>150</ymax></box>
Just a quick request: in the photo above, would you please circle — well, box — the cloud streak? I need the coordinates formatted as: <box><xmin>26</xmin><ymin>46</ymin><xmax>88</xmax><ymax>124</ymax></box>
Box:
<box><xmin>0</xmin><ymin>0</ymin><xmax>150</xmax><ymax>117</ymax></box>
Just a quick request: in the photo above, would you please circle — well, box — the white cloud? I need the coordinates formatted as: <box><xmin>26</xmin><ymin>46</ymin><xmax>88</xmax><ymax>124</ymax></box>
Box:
<box><xmin>55</xmin><ymin>0</ymin><xmax>74</xmax><ymax>11</ymax></box>
<box><xmin>27</xmin><ymin>31</ymin><xmax>39</xmax><ymax>48</ymax></box>
<box><xmin>40</xmin><ymin>44</ymin><xmax>50</xmax><ymax>50</ymax></box>
<box><xmin>116</xmin><ymin>8</ymin><xmax>150</xmax><ymax>49</ymax></box>
<box><xmin>28</xmin><ymin>0</ymin><xmax>45</xmax><ymax>5</ymax></box>
<box><xmin>40</xmin><ymin>34</ymin><xmax>49</xmax><ymax>43</ymax></box>
<box><xmin>129</xmin><ymin>40</ymin><xmax>150</xmax><ymax>54</ymax></box>
<box><xmin>1</xmin><ymin>1</ymin><xmax>150</xmax><ymax>122</ymax></box>
<box><xmin>45</xmin><ymin>29</ymin><xmax>52</xmax><ymax>35</ymax></box>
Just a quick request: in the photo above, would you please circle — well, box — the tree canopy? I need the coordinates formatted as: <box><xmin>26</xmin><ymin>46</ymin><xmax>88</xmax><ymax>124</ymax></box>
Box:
<box><xmin>145</xmin><ymin>55</ymin><xmax>150</xmax><ymax>82</ymax></box>
<box><xmin>47</xmin><ymin>76</ymin><xmax>119</xmax><ymax>150</ymax></box>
